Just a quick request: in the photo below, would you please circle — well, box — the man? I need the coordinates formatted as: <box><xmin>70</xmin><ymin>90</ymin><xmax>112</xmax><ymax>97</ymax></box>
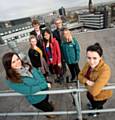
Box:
<box><xmin>53</xmin><ymin>17</ymin><xmax>64</xmax><ymax>47</ymax></box>
<box><xmin>53</xmin><ymin>17</ymin><xmax>67</xmax><ymax>79</ymax></box>
<box><xmin>30</xmin><ymin>20</ymin><xmax>43</xmax><ymax>50</ymax></box>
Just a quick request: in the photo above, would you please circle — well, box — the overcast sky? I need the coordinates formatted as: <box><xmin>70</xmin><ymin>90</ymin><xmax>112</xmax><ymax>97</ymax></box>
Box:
<box><xmin>0</xmin><ymin>0</ymin><xmax>114</xmax><ymax>21</ymax></box>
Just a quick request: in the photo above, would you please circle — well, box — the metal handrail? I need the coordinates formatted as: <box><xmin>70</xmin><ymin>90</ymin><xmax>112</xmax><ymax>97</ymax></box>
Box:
<box><xmin>0</xmin><ymin>84</ymin><xmax>115</xmax><ymax>97</ymax></box>
<box><xmin>0</xmin><ymin>83</ymin><xmax>115</xmax><ymax>120</ymax></box>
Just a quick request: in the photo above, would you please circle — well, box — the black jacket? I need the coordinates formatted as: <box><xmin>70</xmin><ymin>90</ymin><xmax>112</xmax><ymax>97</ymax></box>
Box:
<box><xmin>53</xmin><ymin>29</ymin><xmax>62</xmax><ymax>46</ymax></box>
<box><xmin>28</xmin><ymin>48</ymin><xmax>41</xmax><ymax>68</ymax></box>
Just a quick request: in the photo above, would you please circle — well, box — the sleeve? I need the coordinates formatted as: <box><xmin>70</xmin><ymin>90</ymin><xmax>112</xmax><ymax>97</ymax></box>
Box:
<box><xmin>73</xmin><ymin>37</ymin><xmax>80</xmax><ymax>62</ymax></box>
<box><xmin>78</xmin><ymin>63</ymin><xmax>88</xmax><ymax>84</ymax></box>
<box><xmin>53</xmin><ymin>30</ymin><xmax>56</xmax><ymax>38</ymax></box>
<box><xmin>6</xmin><ymin>68</ymin><xmax>48</xmax><ymax>96</ymax></box>
<box><xmin>28</xmin><ymin>49</ymin><xmax>41</xmax><ymax>68</ymax></box>
<box><xmin>7</xmin><ymin>78</ymin><xmax>48</xmax><ymax>96</ymax></box>
<box><xmin>88</xmin><ymin>65</ymin><xmax>111</xmax><ymax>97</ymax></box>
<box><xmin>55</xmin><ymin>39</ymin><xmax>61</xmax><ymax>64</ymax></box>
<box><xmin>7</xmin><ymin>82</ymin><xmax>33</xmax><ymax>95</ymax></box>
<box><xmin>61</xmin><ymin>43</ymin><xmax>68</xmax><ymax>63</ymax></box>
<box><xmin>28</xmin><ymin>49</ymin><xmax>35</xmax><ymax>66</ymax></box>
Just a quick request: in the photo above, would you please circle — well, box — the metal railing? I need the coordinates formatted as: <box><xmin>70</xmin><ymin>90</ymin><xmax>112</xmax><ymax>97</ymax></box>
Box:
<box><xmin>0</xmin><ymin>82</ymin><xmax>115</xmax><ymax>120</ymax></box>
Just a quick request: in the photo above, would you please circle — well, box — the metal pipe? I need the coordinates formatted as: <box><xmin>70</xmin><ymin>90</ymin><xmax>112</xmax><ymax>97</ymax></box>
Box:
<box><xmin>72</xmin><ymin>92</ymin><xmax>82</xmax><ymax>120</ymax></box>
<box><xmin>0</xmin><ymin>84</ymin><xmax>115</xmax><ymax>97</ymax></box>
<box><xmin>0</xmin><ymin>111</ymin><xmax>77</xmax><ymax>116</ymax></box>
<box><xmin>0</xmin><ymin>84</ymin><xmax>115</xmax><ymax>118</ymax></box>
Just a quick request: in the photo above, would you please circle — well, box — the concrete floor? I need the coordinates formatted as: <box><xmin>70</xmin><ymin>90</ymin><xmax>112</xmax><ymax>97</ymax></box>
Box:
<box><xmin>0</xmin><ymin>28</ymin><xmax>115</xmax><ymax>120</ymax></box>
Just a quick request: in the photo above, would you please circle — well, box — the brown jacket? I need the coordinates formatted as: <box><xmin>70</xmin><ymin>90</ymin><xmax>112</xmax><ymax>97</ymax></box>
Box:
<box><xmin>78</xmin><ymin>59</ymin><xmax>112</xmax><ymax>101</ymax></box>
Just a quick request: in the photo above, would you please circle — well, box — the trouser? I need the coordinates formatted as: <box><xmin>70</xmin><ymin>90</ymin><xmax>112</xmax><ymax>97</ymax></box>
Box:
<box><xmin>49</xmin><ymin>64</ymin><xmax>63</xmax><ymax>76</ymax></box>
<box><xmin>32</xmin><ymin>95</ymin><xmax>54</xmax><ymax>112</ymax></box>
<box><xmin>49</xmin><ymin>64</ymin><xmax>54</xmax><ymax>74</ymax></box>
<box><xmin>87</xmin><ymin>92</ymin><xmax>107</xmax><ymax>109</ymax></box>
<box><xmin>62</xmin><ymin>60</ymin><xmax>67</xmax><ymax>74</ymax></box>
<box><xmin>68</xmin><ymin>63</ymin><xmax>80</xmax><ymax>80</ymax></box>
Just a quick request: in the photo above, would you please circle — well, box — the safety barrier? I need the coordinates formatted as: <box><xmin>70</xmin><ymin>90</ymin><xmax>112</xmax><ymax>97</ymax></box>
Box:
<box><xmin>0</xmin><ymin>82</ymin><xmax>115</xmax><ymax>120</ymax></box>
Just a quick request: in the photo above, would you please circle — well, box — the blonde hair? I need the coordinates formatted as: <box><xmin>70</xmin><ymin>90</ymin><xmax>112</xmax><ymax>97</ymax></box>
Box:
<box><xmin>29</xmin><ymin>35</ymin><xmax>37</xmax><ymax>48</ymax></box>
<box><xmin>29</xmin><ymin>35</ymin><xmax>36</xmax><ymax>42</ymax></box>
<box><xmin>63</xmin><ymin>28</ymin><xmax>72</xmax><ymax>41</ymax></box>
<box><xmin>29</xmin><ymin>35</ymin><xmax>43</xmax><ymax>57</ymax></box>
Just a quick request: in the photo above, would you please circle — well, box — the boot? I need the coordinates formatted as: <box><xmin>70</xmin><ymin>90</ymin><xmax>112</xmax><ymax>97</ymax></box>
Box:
<box><xmin>46</xmin><ymin>115</ymin><xmax>57</xmax><ymax>119</ymax></box>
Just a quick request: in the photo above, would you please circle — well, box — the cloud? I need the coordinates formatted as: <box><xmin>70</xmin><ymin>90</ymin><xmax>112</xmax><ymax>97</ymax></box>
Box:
<box><xmin>0</xmin><ymin>0</ymin><xmax>114</xmax><ymax>21</ymax></box>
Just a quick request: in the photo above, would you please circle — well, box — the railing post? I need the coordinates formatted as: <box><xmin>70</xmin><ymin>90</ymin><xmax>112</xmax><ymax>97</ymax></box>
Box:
<box><xmin>72</xmin><ymin>89</ymin><xmax>82</xmax><ymax>120</ymax></box>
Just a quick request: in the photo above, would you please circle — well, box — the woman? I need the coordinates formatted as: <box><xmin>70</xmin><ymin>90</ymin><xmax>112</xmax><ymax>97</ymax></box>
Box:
<box><xmin>43</xmin><ymin>28</ymin><xmax>63</xmax><ymax>83</ymax></box>
<box><xmin>28</xmin><ymin>35</ymin><xmax>49</xmax><ymax>79</ymax></box>
<box><xmin>61</xmin><ymin>28</ymin><xmax>80</xmax><ymax>82</ymax></box>
<box><xmin>2</xmin><ymin>52</ymin><xmax>55</xmax><ymax>118</ymax></box>
<box><xmin>78</xmin><ymin>43</ymin><xmax>112</xmax><ymax>116</ymax></box>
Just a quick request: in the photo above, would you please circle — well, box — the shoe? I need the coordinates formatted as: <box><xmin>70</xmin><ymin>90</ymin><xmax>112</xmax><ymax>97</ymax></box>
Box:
<box><xmin>71</xmin><ymin>77</ymin><xmax>75</xmax><ymax>81</ymax></box>
<box><xmin>59</xmin><ymin>76</ymin><xmax>64</xmax><ymax>83</ymax></box>
<box><xmin>46</xmin><ymin>80</ymin><xmax>52</xmax><ymax>84</ymax></box>
<box><xmin>54</xmin><ymin>78</ymin><xmax>60</xmax><ymax>83</ymax></box>
<box><xmin>88</xmin><ymin>112</ymin><xmax>99</xmax><ymax>117</ymax></box>
<box><xmin>87</xmin><ymin>103</ymin><xmax>93</xmax><ymax>110</ymax></box>
<box><xmin>46</xmin><ymin>115</ymin><xmax>57</xmax><ymax>119</ymax></box>
<box><xmin>75</xmin><ymin>118</ymin><xmax>87</xmax><ymax>120</ymax></box>
<box><xmin>66</xmin><ymin>76</ymin><xmax>70</xmax><ymax>83</ymax></box>
<box><xmin>49</xmin><ymin>101</ymin><xmax>55</xmax><ymax>109</ymax></box>
<box><xmin>71</xmin><ymin>79</ymin><xmax>77</xmax><ymax>83</ymax></box>
<box><xmin>55</xmin><ymin>76</ymin><xmax>64</xmax><ymax>84</ymax></box>
<box><xmin>93</xmin><ymin>113</ymin><xmax>98</xmax><ymax>117</ymax></box>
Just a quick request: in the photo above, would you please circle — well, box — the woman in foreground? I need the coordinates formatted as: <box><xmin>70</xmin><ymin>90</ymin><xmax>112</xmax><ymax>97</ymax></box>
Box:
<box><xmin>2</xmin><ymin>52</ymin><xmax>56</xmax><ymax>118</ymax></box>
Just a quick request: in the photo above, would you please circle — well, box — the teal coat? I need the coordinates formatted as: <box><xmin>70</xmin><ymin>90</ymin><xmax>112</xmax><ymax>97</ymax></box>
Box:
<box><xmin>61</xmin><ymin>37</ymin><xmax>80</xmax><ymax>64</ymax></box>
<box><xmin>5</xmin><ymin>68</ymin><xmax>48</xmax><ymax>104</ymax></box>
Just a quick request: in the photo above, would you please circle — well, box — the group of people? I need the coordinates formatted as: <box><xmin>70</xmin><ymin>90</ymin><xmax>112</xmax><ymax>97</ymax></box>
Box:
<box><xmin>28</xmin><ymin>18</ymin><xmax>80</xmax><ymax>83</ymax></box>
<box><xmin>2</xmin><ymin>17</ymin><xmax>112</xmax><ymax>119</ymax></box>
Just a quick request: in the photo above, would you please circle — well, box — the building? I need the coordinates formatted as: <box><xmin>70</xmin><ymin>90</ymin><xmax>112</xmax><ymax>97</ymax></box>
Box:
<box><xmin>59</xmin><ymin>7</ymin><xmax>66</xmax><ymax>16</ymax></box>
<box><xmin>88</xmin><ymin>0</ymin><xmax>95</xmax><ymax>13</ymax></box>
<box><xmin>96</xmin><ymin>5</ymin><xmax>111</xmax><ymax>28</ymax></box>
<box><xmin>111</xmin><ymin>3</ymin><xmax>115</xmax><ymax>22</ymax></box>
<box><xmin>79</xmin><ymin>13</ymin><xmax>104</xmax><ymax>29</ymax></box>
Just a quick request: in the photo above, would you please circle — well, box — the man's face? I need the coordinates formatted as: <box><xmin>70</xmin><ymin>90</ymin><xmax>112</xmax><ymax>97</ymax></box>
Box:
<box><xmin>33</xmin><ymin>24</ymin><xmax>40</xmax><ymax>32</ymax></box>
<box><xmin>55</xmin><ymin>19</ymin><xmax>63</xmax><ymax>29</ymax></box>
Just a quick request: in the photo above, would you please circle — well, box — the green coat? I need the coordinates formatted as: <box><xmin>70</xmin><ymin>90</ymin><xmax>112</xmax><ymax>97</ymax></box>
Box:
<box><xmin>61</xmin><ymin>37</ymin><xmax>80</xmax><ymax>64</ymax></box>
<box><xmin>5</xmin><ymin>68</ymin><xmax>48</xmax><ymax>104</ymax></box>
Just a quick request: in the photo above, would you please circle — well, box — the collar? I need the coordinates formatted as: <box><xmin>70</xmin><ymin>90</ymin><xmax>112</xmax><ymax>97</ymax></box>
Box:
<box><xmin>94</xmin><ymin>59</ymin><xmax>104</xmax><ymax>71</ymax></box>
<box><xmin>16</xmin><ymin>65</ymin><xmax>33</xmax><ymax>77</ymax></box>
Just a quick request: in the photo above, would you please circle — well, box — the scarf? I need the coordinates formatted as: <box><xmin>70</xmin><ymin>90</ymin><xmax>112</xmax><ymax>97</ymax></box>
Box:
<box><xmin>84</xmin><ymin>66</ymin><xmax>93</xmax><ymax>80</ymax></box>
<box><xmin>34</xmin><ymin>47</ymin><xmax>43</xmax><ymax>57</ymax></box>
<box><xmin>16</xmin><ymin>65</ymin><xmax>33</xmax><ymax>78</ymax></box>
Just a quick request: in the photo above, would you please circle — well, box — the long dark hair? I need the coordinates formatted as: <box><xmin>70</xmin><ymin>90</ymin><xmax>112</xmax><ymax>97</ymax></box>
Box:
<box><xmin>2</xmin><ymin>52</ymin><xmax>32</xmax><ymax>83</ymax></box>
<box><xmin>43</xmin><ymin>28</ymin><xmax>53</xmax><ymax>43</ymax></box>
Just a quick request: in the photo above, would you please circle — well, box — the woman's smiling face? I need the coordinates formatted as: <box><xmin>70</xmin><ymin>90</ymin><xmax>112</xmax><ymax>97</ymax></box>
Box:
<box><xmin>11</xmin><ymin>54</ymin><xmax>22</xmax><ymax>69</ymax></box>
